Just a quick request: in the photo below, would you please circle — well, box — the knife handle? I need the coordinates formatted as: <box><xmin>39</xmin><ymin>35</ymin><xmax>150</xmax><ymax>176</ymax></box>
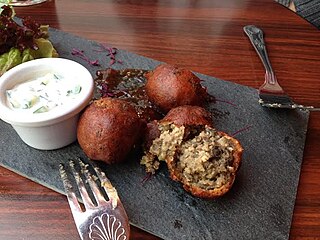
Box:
<box><xmin>243</xmin><ymin>25</ymin><xmax>274</xmax><ymax>74</ymax></box>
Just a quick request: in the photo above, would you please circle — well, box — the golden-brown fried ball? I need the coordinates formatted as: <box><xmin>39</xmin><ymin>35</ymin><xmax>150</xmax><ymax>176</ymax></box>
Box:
<box><xmin>145</xmin><ymin>64</ymin><xmax>209</xmax><ymax>112</ymax></box>
<box><xmin>77</xmin><ymin>97</ymin><xmax>145</xmax><ymax>164</ymax></box>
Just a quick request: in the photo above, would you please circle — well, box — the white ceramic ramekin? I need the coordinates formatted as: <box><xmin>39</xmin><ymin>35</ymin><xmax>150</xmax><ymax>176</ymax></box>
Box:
<box><xmin>0</xmin><ymin>58</ymin><xmax>94</xmax><ymax>150</ymax></box>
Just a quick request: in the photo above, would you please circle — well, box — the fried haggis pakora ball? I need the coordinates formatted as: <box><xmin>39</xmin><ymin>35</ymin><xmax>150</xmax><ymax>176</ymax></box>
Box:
<box><xmin>77</xmin><ymin>97</ymin><xmax>145</xmax><ymax>164</ymax></box>
<box><xmin>145</xmin><ymin>64</ymin><xmax>209</xmax><ymax>112</ymax></box>
<box><xmin>140</xmin><ymin>105</ymin><xmax>243</xmax><ymax>199</ymax></box>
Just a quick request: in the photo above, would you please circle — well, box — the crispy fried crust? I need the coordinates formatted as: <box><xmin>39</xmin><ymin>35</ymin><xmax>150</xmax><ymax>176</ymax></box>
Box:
<box><xmin>77</xmin><ymin>97</ymin><xmax>145</xmax><ymax>164</ymax></box>
<box><xmin>145</xmin><ymin>64</ymin><xmax>208</xmax><ymax>112</ymax></box>
<box><xmin>162</xmin><ymin>105</ymin><xmax>213</xmax><ymax>127</ymax></box>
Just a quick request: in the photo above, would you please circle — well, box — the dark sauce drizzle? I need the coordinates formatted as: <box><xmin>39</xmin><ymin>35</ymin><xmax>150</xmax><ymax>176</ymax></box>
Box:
<box><xmin>95</xmin><ymin>68</ymin><xmax>164</xmax><ymax>122</ymax></box>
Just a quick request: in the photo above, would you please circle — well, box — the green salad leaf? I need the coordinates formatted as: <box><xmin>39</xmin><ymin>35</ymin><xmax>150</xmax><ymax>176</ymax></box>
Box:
<box><xmin>0</xmin><ymin>48</ymin><xmax>21</xmax><ymax>75</ymax></box>
<box><xmin>0</xmin><ymin>5</ymin><xmax>58</xmax><ymax>75</ymax></box>
<box><xmin>30</xmin><ymin>38</ymin><xmax>59</xmax><ymax>59</ymax></box>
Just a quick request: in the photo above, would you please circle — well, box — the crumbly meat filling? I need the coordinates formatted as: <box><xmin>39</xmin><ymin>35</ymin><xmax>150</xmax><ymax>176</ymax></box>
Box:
<box><xmin>176</xmin><ymin>126</ymin><xmax>235</xmax><ymax>190</ymax></box>
<box><xmin>141</xmin><ymin>123</ymin><xmax>235</xmax><ymax>190</ymax></box>
<box><xmin>140</xmin><ymin>123</ymin><xmax>184</xmax><ymax>174</ymax></box>
<box><xmin>140</xmin><ymin>152</ymin><xmax>159</xmax><ymax>174</ymax></box>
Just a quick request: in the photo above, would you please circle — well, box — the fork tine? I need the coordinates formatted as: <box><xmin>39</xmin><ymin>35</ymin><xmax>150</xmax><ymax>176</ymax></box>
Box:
<box><xmin>59</xmin><ymin>163</ymin><xmax>82</xmax><ymax>213</ymax></box>
<box><xmin>78</xmin><ymin>159</ymin><xmax>106</xmax><ymax>206</ymax></box>
<box><xmin>91</xmin><ymin>162</ymin><xmax>119</xmax><ymax>210</ymax></box>
<box><xmin>69</xmin><ymin>160</ymin><xmax>95</xmax><ymax>210</ymax></box>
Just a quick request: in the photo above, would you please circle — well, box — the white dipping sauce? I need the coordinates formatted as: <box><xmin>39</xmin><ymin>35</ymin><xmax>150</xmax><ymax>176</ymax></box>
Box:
<box><xmin>6</xmin><ymin>73</ymin><xmax>82</xmax><ymax>114</ymax></box>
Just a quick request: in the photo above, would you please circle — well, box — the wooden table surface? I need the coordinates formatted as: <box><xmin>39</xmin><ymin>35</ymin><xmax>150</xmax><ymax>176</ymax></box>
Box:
<box><xmin>1</xmin><ymin>0</ymin><xmax>319</xmax><ymax>239</ymax></box>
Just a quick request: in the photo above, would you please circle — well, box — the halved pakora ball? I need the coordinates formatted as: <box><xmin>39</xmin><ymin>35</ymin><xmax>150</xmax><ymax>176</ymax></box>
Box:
<box><xmin>140</xmin><ymin>104</ymin><xmax>243</xmax><ymax>198</ymax></box>
<box><xmin>141</xmin><ymin>105</ymin><xmax>214</xmax><ymax>173</ymax></box>
<box><xmin>166</xmin><ymin>125</ymin><xmax>243</xmax><ymax>199</ymax></box>
<box><xmin>77</xmin><ymin>97</ymin><xmax>145</xmax><ymax>164</ymax></box>
<box><xmin>145</xmin><ymin>64</ymin><xmax>209</xmax><ymax>112</ymax></box>
<box><xmin>142</xmin><ymin>122</ymin><xmax>243</xmax><ymax>198</ymax></box>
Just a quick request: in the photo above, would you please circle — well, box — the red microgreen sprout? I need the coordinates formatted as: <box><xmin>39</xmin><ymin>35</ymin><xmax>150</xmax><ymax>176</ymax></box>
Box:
<box><xmin>94</xmin><ymin>43</ymin><xmax>123</xmax><ymax>66</ymax></box>
<box><xmin>215</xmin><ymin>98</ymin><xmax>238</xmax><ymax>107</ymax></box>
<box><xmin>231</xmin><ymin>125</ymin><xmax>252</xmax><ymax>136</ymax></box>
<box><xmin>100</xmin><ymin>83</ymin><xmax>114</xmax><ymax>97</ymax></box>
<box><xmin>141</xmin><ymin>172</ymin><xmax>153</xmax><ymax>185</ymax></box>
<box><xmin>71</xmin><ymin>48</ymin><xmax>100</xmax><ymax>66</ymax></box>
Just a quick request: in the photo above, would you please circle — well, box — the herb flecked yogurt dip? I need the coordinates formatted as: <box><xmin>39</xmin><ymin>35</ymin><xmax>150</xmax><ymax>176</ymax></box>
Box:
<box><xmin>6</xmin><ymin>73</ymin><xmax>82</xmax><ymax>114</ymax></box>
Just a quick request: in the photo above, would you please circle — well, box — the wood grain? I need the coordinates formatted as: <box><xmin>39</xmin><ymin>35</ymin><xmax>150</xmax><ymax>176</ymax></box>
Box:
<box><xmin>0</xmin><ymin>0</ymin><xmax>319</xmax><ymax>239</ymax></box>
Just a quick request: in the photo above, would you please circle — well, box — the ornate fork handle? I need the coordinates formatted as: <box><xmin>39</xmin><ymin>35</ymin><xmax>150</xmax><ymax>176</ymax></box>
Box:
<box><xmin>243</xmin><ymin>25</ymin><xmax>273</xmax><ymax>73</ymax></box>
<box><xmin>244</xmin><ymin>25</ymin><xmax>283</xmax><ymax>91</ymax></box>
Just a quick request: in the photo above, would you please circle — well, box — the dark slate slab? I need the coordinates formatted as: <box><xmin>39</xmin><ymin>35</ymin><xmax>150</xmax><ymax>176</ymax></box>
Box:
<box><xmin>0</xmin><ymin>28</ymin><xmax>309</xmax><ymax>240</ymax></box>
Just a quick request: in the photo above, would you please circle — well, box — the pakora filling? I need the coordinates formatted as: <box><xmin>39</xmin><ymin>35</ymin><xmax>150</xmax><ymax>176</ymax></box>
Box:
<box><xmin>141</xmin><ymin>123</ymin><xmax>235</xmax><ymax>190</ymax></box>
<box><xmin>176</xmin><ymin>127</ymin><xmax>235</xmax><ymax>190</ymax></box>
<box><xmin>141</xmin><ymin>123</ymin><xmax>184</xmax><ymax>174</ymax></box>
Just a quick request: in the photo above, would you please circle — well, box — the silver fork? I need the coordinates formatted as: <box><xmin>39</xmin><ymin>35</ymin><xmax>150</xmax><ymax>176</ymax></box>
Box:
<box><xmin>59</xmin><ymin>159</ymin><xmax>130</xmax><ymax>240</ymax></box>
<box><xmin>243</xmin><ymin>25</ymin><xmax>320</xmax><ymax>111</ymax></box>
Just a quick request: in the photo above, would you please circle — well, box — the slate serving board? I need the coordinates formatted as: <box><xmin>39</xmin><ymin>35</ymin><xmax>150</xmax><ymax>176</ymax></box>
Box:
<box><xmin>0</xmin><ymin>28</ymin><xmax>309</xmax><ymax>240</ymax></box>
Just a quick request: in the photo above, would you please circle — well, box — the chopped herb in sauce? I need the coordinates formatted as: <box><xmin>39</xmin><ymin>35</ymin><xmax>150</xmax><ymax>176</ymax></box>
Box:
<box><xmin>6</xmin><ymin>73</ymin><xmax>82</xmax><ymax>114</ymax></box>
